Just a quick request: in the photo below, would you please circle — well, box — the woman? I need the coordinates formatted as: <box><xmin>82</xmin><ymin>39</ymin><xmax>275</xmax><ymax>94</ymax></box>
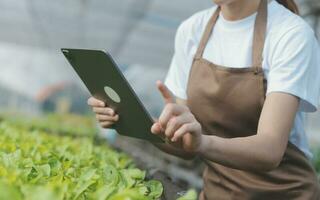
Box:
<box><xmin>88</xmin><ymin>0</ymin><xmax>320</xmax><ymax>199</ymax></box>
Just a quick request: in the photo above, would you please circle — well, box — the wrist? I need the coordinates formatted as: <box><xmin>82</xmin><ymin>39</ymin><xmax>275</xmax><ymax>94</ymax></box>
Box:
<box><xmin>196</xmin><ymin>134</ymin><xmax>208</xmax><ymax>156</ymax></box>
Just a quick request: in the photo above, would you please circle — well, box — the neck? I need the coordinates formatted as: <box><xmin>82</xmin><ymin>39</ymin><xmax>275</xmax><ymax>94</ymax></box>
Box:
<box><xmin>220</xmin><ymin>0</ymin><xmax>261</xmax><ymax>21</ymax></box>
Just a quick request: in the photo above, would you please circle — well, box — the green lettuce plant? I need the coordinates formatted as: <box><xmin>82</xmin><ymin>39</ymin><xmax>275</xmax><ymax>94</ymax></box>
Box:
<box><xmin>0</xmin><ymin>115</ymin><xmax>163</xmax><ymax>200</ymax></box>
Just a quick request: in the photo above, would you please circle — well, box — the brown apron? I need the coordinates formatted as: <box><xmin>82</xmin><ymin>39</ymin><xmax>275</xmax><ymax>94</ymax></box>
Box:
<box><xmin>186</xmin><ymin>0</ymin><xmax>320</xmax><ymax>199</ymax></box>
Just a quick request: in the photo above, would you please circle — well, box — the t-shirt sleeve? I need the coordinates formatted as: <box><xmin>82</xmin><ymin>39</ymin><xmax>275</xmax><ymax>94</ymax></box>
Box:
<box><xmin>164</xmin><ymin>20</ymin><xmax>194</xmax><ymax>100</ymax></box>
<box><xmin>266</xmin><ymin>25</ymin><xmax>320</xmax><ymax>112</ymax></box>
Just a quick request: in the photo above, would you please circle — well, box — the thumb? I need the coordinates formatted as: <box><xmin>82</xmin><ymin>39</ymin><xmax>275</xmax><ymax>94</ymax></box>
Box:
<box><xmin>156</xmin><ymin>80</ymin><xmax>174</xmax><ymax>104</ymax></box>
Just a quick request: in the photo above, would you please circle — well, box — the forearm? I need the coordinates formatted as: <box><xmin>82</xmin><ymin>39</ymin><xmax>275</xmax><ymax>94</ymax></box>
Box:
<box><xmin>199</xmin><ymin>134</ymin><xmax>286</xmax><ymax>171</ymax></box>
<box><xmin>153</xmin><ymin>143</ymin><xmax>196</xmax><ymax>160</ymax></box>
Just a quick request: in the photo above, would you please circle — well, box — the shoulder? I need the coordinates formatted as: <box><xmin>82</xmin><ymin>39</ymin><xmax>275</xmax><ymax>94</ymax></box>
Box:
<box><xmin>175</xmin><ymin>6</ymin><xmax>218</xmax><ymax>45</ymax></box>
<box><xmin>267</xmin><ymin>1</ymin><xmax>316</xmax><ymax>46</ymax></box>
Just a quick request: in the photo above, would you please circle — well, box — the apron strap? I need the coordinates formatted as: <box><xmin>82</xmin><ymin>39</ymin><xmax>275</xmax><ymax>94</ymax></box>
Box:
<box><xmin>194</xmin><ymin>6</ymin><xmax>220</xmax><ymax>60</ymax></box>
<box><xmin>194</xmin><ymin>0</ymin><xmax>268</xmax><ymax>72</ymax></box>
<box><xmin>252</xmin><ymin>0</ymin><xmax>268</xmax><ymax>71</ymax></box>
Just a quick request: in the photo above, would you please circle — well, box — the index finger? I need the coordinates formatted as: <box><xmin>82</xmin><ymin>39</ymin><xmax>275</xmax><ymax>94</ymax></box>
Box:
<box><xmin>87</xmin><ymin>97</ymin><xmax>105</xmax><ymax>107</ymax></box>
<box><xmin>156</xmin><ymin>81</ymin><xmax>174</xmax><ymax>104</ymax></box>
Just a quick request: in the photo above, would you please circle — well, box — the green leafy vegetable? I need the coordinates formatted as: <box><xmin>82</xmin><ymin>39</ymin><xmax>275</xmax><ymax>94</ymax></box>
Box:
<box><xmin>0</xmin><ymin>115</ymin><xmax>163</xmax><ymax>200</ymax></box>
<box><xmin>177</xmin><ymin>189</ymin><xmax>197</xmax><ymax>200</ymax></box>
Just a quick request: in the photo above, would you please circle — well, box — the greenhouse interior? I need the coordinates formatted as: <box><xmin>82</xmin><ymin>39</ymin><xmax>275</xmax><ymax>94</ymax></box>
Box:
<box><xmin>0</xmin><ymin>0</ymin><xmax>319</xmax><ymax>199</ymax></box>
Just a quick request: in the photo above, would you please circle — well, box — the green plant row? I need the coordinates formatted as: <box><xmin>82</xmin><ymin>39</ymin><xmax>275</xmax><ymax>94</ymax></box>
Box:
<box><xmin>0</xmin><ymin>113</ymin><xmax>98</xmax><ymax>138</ymax></box>
<box><xmin>0</xmin><ymin>115</ymin><xmax>163</xmax><ymax>200</ymax></box>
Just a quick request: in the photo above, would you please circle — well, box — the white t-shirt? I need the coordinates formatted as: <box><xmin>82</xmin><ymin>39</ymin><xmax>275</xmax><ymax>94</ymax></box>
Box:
<box><xmin>164</xmin><ymin>0</ymin><xmax>320</xmax><ymax>158</ymax></box>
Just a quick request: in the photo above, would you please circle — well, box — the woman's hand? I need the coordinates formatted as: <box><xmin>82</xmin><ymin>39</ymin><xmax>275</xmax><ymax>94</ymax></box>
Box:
<box><xmin>151</xmin><ymin>81</ymin><xmax>203</xmax><ymax>153</ymax></box>
<box><xmin>87</xmin><ymin>97</ymin><xmax>119</xmax><ymax>128</ymax></box>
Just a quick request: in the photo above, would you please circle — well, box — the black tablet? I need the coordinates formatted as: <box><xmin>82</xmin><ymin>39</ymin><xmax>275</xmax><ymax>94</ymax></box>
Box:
<box><xmin>61</xmin><ymin>48</ymin><xmax>164</xmax><ymax>143</ymax></box>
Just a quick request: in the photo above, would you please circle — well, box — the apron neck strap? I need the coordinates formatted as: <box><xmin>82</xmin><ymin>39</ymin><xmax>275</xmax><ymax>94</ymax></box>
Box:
<box><xmin>194</xmin><ymin>0</ymin><xmax>268</xmax><ymax>69</ymax></box>
<box><xmin>194</xmin><ymin>6</ymin><xmax>220</xmax><ymax>60</ymax></box>
<box><xmin>252</xmin><ymin>0</ymin><xmax>268</xmax><ymax>67</ymax></box>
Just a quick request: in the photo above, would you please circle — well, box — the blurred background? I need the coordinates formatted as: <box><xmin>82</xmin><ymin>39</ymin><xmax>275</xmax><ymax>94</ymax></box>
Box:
<box><xmin>0</xmin><ymin>0</ymin><xmax>319</xmax><ymax>191</ymax></box>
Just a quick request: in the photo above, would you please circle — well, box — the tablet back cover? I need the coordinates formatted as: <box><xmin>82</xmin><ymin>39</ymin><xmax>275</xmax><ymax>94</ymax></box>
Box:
<box><xmin>61</xmin><ymin>48</ymin><xmax>163</xmax><ymax>143</ymax></box>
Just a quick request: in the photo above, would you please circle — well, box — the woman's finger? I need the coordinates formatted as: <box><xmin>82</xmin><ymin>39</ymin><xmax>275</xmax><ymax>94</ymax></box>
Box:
<box><xmin>87</xmin><ymin>97</ymin><xmax>105</xmax><ymax>107</ymax></box>
<box><xmin>151</xmin><ymin>122</ymin><xmax>160</xmax><ymax>134</ymax></box>
<box><xmin>93</xmin><ymin>107</ymin><xmax>115</xmax><ymax>115</ymax></box>
<box><xmin>151</xmin><ymin>122</ymin><xmax>165</xmax><ymax>135</ymax></box>
<box><xmin>156</xmin><ymin>80</ymin><xmax>174</xmax><ymax>104</ymax></box>
<box><xmin>158</xmin><ymin>103</ymin><xmax>187</xmax><ymax>129</ymax></box>
<box><xmin>171</xmin><ymin>123</ymin><xmax>196</xmax><ymax>142</ymax></box>
<box><xmin>165</xmin><ymin>113</ymin><xmax>192</xmax><ymax>139</ymax></box>
<box><xmin>100</xmin><ymin>121</ymin><xmax>114</xmax><ymax>128</ymax></box>
<box><xmin>151</xmin><ymin>123</ymin><xmax>167</xmax><ymax>142</ymax></box>
<box><xmin>96</xmin><ymin>114</ymin><xmax>119</xmax><ymax>122</ymax></box>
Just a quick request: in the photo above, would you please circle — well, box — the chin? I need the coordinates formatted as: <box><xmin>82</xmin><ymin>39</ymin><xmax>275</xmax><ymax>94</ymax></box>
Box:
<box><xmin>212</xmin><ymin>0</ymin><xmax>234</xmax><ymax>6</ymax></box>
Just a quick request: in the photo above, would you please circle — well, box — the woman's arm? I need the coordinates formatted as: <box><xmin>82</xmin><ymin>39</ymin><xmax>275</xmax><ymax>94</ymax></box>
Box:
<box><xmin>152</xmin><ymin>97</ymin><xmax>196</xmax><ymax>160</ymax></box>
<box><xmin>198</xmin><ymin>92</ymin><xmax>299</xmax><ymax>171</ymax></box>
<box><xmin>152</xmin><ymin>142</ymin><xmax>196</xmax><ymax>160</ymax></box>
<box><xmin>153</xmin><ymin>81</ymin><xmax>301</xmax><ymax>171</ymax></box>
